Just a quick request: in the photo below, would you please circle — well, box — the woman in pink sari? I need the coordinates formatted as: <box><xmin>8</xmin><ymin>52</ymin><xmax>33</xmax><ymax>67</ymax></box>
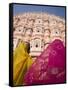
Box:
<box><xmin>24</xmin><ymin>39</ymin><xmax>66</xmax><ymax>85</ymax></box>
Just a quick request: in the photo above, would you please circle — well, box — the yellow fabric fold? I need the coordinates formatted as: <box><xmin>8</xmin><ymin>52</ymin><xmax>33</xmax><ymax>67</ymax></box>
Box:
<box><xmin>13</xmin><ymin>41</ymin><xmax>33</xmax><ymax>86</ymax></box>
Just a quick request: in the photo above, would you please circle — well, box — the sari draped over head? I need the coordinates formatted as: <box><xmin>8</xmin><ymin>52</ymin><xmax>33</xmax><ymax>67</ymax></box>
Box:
<box><xmin>13</xmin><ymin>41</ymin><xmax>33</xmax><ymax>86</ymax></box>
<box><xmin>24</xmin><ymin>39</ymin><xmax>66</xmax><ymax>85</ymax></box>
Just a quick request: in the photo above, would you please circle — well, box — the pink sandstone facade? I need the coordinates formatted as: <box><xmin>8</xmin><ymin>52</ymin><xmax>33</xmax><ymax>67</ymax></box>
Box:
<box><xmin>13</xmin><ymin>12</ymin><xmax>65</xmax><ymax>57</ymax></box>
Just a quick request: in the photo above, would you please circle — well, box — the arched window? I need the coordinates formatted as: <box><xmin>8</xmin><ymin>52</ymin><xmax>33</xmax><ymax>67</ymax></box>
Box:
<box><xmin>33</xmin><ymin>27</ymin><xmax>43</xmax><ymax>34</ymax></box>
<box><xmin>51</xmin><ymin>28</ymin><xmax>61</xmax><ymax>37</ymax></box>
<box><xmin>34</xmin><ymin>39</ymin><xmax>41</xmax><ymax>49</ymax></box>
<box><xmin>15</xmin><ymin>26</ymin><xmax>25</xmax><ymax>35</ymax></box>
<box><xmin>30</xmin><ymin>38</ymin><xmax>41</xmax><ymax>49</ymax></box>
<box><xmin>34</xmin><ymin>18</ymin><xmax>43</xmax><ymax>26</ymax></box>
<box><xmin>49</xmin><ymin>20</ymin><xmax>57</xmax><ymax>27</ymax></box>
<box><xmin>44</xmin><ymin>29</ymin><xmax>50</xmax><ymax>36</ymax></box>
<box><xmin>26</xmin><ymin>28</ymin><xmax>32</xmax><ymax>35</ymax></box>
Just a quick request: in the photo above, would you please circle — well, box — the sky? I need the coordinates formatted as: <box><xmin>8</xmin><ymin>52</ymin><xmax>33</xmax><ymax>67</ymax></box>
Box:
<box><xmin>13</xmin><ymin>3</ymin><xmax>66</xmax><ymax>18</ymax></box>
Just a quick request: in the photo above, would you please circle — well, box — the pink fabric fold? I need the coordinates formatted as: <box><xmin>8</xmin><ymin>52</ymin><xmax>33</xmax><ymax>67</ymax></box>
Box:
<box><xmin>24</xmin><ymin>39</ymin><xmax>66</xmax><ymax>85</ymax></box>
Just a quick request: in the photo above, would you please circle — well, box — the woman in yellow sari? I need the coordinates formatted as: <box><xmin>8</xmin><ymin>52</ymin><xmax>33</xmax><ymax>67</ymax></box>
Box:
<box><xmin>13</xmin><ymin>40</ymin><xmax>33</xmax><ymax>86</ymax></box>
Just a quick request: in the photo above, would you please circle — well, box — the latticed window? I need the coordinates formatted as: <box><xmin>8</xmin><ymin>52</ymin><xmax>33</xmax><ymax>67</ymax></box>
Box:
<box><xmin>34</xmin><ymin>39</ymin><xmax>41</xmax><ymax>48</ymax></box>
<box><xmin>51</xmin><ymin>28</ymin><xmax>61</xmax><ymax>37</ymax></box>
<box><xmin>26</xmin><ymin>28</ymin><xmax>32</xmax><ymax>35</ymax></box>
